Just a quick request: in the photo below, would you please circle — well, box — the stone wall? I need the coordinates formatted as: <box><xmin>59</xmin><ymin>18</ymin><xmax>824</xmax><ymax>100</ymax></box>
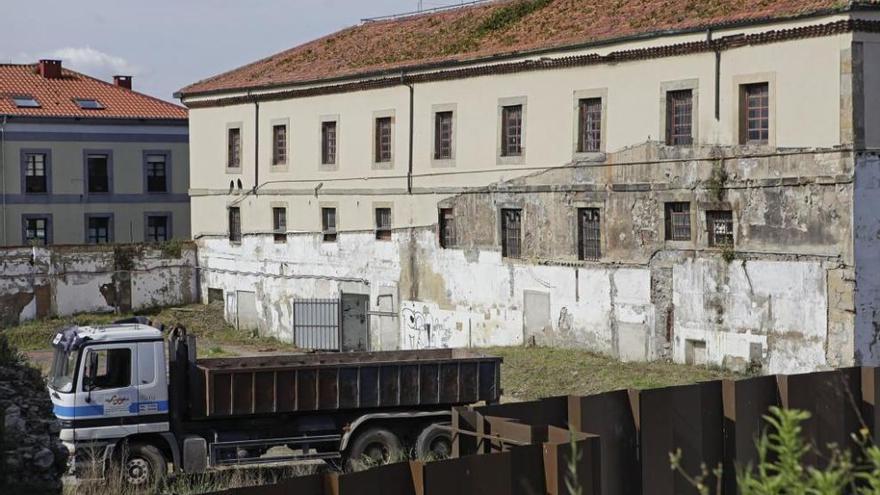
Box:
<box><xmin>0</xmin><ymin>339</ymin><xmax>66</xmax><ymax>493</ymax></box>
<box><xmin>0</xmin><ymin>242</ymin><xmax>198</xmax><ymax>327</ymax></box>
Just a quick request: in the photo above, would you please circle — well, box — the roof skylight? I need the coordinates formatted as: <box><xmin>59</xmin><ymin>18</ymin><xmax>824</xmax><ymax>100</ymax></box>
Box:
<box><xmin>12</xmin><ymin>96</ymin><xmax>40</xmax><ymax>108</ymax></box>
<box><xmin>74</xmin><ymin>98</ymin><xmax>105</xmax><ymax>110</ymax></box>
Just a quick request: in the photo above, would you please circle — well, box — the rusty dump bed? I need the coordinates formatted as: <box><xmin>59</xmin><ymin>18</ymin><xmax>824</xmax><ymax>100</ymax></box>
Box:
<box><xmin>191</xmin><ymin>349</ymin><xmax>502</xmax><ymax>418</ymax></box>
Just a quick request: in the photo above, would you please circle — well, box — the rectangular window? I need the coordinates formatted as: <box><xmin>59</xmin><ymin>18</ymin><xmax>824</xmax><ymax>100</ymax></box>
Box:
<box><xmin>24</xmin><ymin>216</ymin><xmax>49</xmax><ymax>245</ymax></box>
<box><xmin>87</xmin><ymin>216</ymin><xmax>111</xmax><ymax>244</ymax></box>
<box><xmin>501</xmin><ymin>105</ymin><xmax>523</xmax><ymax>157</ymax></box>
<box><xmin>577</xmin><ymin>208</ymin><xmax>601</xmax><ymax>261</ymax></box>
<box><xmin>272</xmin><ymin>207</ymin><xmax>287</xmax><ymax>243</ymax></box>
<box><xmin>666</xmin><ymin>90</ymin><xmax>693</xmax><ymax>145</ymax></box>
<box><xmin>740</xmin><ymin>83</ymin><xmax>769</xmax><ymax>145</ymax></box>
<box><xmin>577</xmin><ymin>98</ymin><xmax>602</xmax><ymax>152</ymax></box>
<box><xmin>272</xmin><ymin>125</ymin><xmax>287</xmax><ymax>165</ymax></box>
<box><xmin>375</xmin><ymin>117</ymin><xmax>392</xmax><ymax>163</ymax></box>
<box><xmin>664</xmin><ymin>202</ymin><xmax>691</xmax><ymax>241</ymax></box>
<box><xmin>706</xmin><ymin>210</ymin><xmax>734</xmax><ymax>247</ymax></box>
<box><xmin>434</xmin><ymin>111</ymin><xmax>453</xmax><ymax>160</ymax></box>
<box><xmin>146</xmin><ymin>215</ymin><xmax>169</xmax><ymax>242</ymax></box>
<box><xmin>228</xmin><ymin>207</ymin><xmax>241</xmax><ymax>243</ymax></box>
<box><xmin>146</xmin><ymin>154</ymin><xmax>167</xmax><ymax>193</ymax></box>
<box><xmin>228</xmin><ymin>127</ymin><xmax>241</xmax><ymax>168</ymax></box>
<box><xmin>24</xmin><ymin>153</ymin><xmax>47</xmax><ymax>193</ymax></box>
<box><xmin>83</xmin><ymin>348</ymin><xmax>130</xmax><ymax>390</ymax></box>
<box><xmin>322</xmin><ymin>207</ymin><xmax>337</xmax><ymax>242</ymax></box>
<box><xmin>322</xmin><ymin>121</ymin><xmax>337</xmax><ymax>165</ymax></box>
<box><xmin>439</xmin><ymin>208</ymin><xmax>455</xmax><ymax>248</ymax></box>
<box><xmin>87</xmin><ymin>154</ymin><xmax>109</xmax><ymax>193</ymax></box>
<box><xmin>501</xmin><ymin>208</ymin><xmax>522</xmax><ymax>258</ymax></box>
<box><xmin>375</xmin><ymin>207</ymin><xmax>392</xmax><ymax>241</ymax></box>
<box><xmin>74</xmin><ymin>98</ymin><xmax>105</xmax><ymax>110</ymax></box>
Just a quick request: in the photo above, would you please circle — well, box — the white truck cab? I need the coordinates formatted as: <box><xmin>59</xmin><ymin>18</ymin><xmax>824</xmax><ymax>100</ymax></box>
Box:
<box><xmin>48</xmin><ymin>323</ymin><xmax>170</xmax><ymax>484</ymax></box>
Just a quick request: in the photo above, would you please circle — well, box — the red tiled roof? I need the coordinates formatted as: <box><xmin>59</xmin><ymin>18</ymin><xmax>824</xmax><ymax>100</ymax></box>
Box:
<box><xmin>0</xmin><ymin>64</ymin><xmax>187</xmax><ymax>120</ymax></box>
<box><xmin>179</xmin><ymin>0</ymin><xmax>860</xmax><ymax>97</ymax></box>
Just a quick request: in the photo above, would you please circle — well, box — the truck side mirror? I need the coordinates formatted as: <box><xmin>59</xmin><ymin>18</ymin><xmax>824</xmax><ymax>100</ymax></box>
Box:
<box><xmin>84</xmin><ymin>351</ymin><xmax>99</xmax><ymax>391</ymax></box>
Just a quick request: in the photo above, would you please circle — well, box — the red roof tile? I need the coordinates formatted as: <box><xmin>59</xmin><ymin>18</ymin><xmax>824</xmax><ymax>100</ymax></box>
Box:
<box><xmin>179</xmin><ymin>0</ymin><xmax>860</xmax><ymax>97</ymax></box>
<box><xmin>0</xmin><ymin>64</ymin><xmax>187</xmax><ymax>120</ymax></box>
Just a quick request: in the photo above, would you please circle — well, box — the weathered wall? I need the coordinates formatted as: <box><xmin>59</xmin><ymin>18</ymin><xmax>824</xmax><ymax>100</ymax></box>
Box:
<box><xmin>854</xmin><ymin>153</ymin><xmax>880</xmax><ymax>365</ymax></box>
<box><xmin>0</xmin><ymin>243</ymin><xmax>198</xmax><ymax>326</ymax></box>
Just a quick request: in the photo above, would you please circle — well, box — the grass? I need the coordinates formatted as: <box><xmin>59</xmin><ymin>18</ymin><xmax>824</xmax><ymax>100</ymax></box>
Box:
<box><xmin>488</xmin><ymin>346</ymin><xmax>741</xmax><ymax>401</ymax></box>
<box><xmin>2</xmin><ymin>302</ymin><xmax>298</xmax><ymax>357</ymax></box>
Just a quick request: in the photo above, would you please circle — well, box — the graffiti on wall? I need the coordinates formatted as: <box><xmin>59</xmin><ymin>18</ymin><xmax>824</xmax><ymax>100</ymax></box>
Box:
<box><xmin>402</xmin><ymin>306</ymin><xmax>452</xmax><ymax>349</ymax></box>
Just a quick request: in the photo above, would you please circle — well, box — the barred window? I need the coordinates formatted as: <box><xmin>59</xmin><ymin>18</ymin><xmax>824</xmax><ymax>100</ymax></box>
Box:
<box><xmin>25</xmin><ymin>153</ymin><xmax>47</xmax><ymax>193</ymax></box>
<box><xmin>664</xmin><ymin>202</ymin><xmax>691</xmax><ymax>241</ymax></box>
<box><xmin>740</xmin><ymin>83</ymin><xmax>769</xmax><ymax>145</ymax></box>
<box><xmin>439</xmin><ymin>208</ymin><xmax>455</xmax><ymax>248</ymax></box>
<box><xmin>228</xmin><ymin>207</ymin><xmax>241</xmax><ymax>243</ymax></box>
<box><xmin>272</xmin><ymin>207</ymin><xmax>287</xmax><ymax>243</ymax></box>
<box><xmin>577</xmin><ymin>98</ymin><xmax>602</xmax><ymax>152</ymax></box>
<box><xmin>501</xmin><ymin>105</ymin><xmax>523</xmax><ymax>157</ymax></box>
<box><xmin>228</xmin><ymin>128</ymin><xmax>241</xmax><ymax>168</ymax></box>
<box><xmin>577</xmin><ymin>208</ymin><xmax>601</xmax><ymax>261</ymax></box>
<box><xmin>375</xmin><ymin>207</ymin><xmax>392</xmax><ymax>241</ymax></box>
<box><xmin>434</xmin><ymin>111</ymin><xmax>453</xmax><ymax>160</ymax></box>
<box><xmin>706</xmin><ymin>210</ymin><xmax>734</xmax><ymax>247</ymax></box>
<box><xmin>321</xmin><ymin>121</ymin><xmax>337</xmax><ymax>165</ymax></box>
<box><xmin>273</xmin><ymin>125</ymin><xmax>287</xmax><ymax>165</ymax></box>
<box><xmin>146</xmin><ymin>215</ymin><xmax>169</xmax><ymax>242</ymax></box>
<box><xmin>146</xmin><ymin>154</ymin><xmax>167</xmax><ymax>193</ymax></box>
<box><xmin>375</xmin><ymin>117</ymin><xmax>392</xmax><ymax>163</ymax></box>
<box><xmin>666</xmin><ymin>90</ymin><xmax>693</xmax><ymax>145</ymax></box>
<box><xmin>322</xmin><ymin>207</ymin><xmax>337</xmax><ymax>242</ymax></box>
<box><xmin>501</xmin><ymin>208</ymin><xmax>522</xmax><ymax>258</ymax></box>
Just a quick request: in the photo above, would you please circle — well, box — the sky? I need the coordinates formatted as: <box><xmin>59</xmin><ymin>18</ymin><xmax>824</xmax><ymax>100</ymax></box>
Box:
<box><xmin>0</xmin><ymin>0</ymin><xmax>462</xmax><ymax>103</ymax></box>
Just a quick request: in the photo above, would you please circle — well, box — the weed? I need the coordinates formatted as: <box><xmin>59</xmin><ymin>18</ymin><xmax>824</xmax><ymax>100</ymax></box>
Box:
<box><xmin>705</xmin><ymin>161</ymin><xmax>729</xmax><ymax>201</ymax></box>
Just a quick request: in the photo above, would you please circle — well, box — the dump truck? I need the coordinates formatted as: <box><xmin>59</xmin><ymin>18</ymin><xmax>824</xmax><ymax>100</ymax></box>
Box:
<box><xmin>47</xmin><ymin>321</ymin><xmax>501</xmax><ymax>486</ymax></box>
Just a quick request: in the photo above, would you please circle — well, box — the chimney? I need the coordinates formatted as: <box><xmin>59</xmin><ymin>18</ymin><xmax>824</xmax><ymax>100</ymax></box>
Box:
<box><xmin>38</xmin><ymin>59</ymin><xmax>62</xmax><ymax>79</ymax></box>
<box><xmin>113</xmin><ymin>75</ymin><xmax>132</xmax><ymax>90</ymax></box>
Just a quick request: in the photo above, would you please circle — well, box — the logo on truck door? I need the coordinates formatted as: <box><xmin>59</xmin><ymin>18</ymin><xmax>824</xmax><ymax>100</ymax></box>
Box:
<box><xmin>103</xmin><ymin>394</ymin><xmax>132</xmax><ymax>415</ymax></box>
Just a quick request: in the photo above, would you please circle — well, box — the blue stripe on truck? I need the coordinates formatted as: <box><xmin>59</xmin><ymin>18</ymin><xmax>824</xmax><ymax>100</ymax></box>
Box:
<box><xmin>53</xmin><ymin>401</ymin><xmax>168</xmax><ymax>418</ymax></box>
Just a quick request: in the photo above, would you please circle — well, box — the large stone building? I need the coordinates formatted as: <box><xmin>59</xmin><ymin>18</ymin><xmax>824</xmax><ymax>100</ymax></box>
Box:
<box><xmin>0</xmin><ymin>60</ymin><xmax>189</xmax><ymax>245</ymax></box>
<box><xmin>178</xmin><ymin>0</ymin><xmax>880</xmax><ymax>374</ymax></box>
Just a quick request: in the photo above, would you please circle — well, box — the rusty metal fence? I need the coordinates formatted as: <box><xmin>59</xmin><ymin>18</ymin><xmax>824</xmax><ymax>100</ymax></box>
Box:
<box><xmin>203</xmin><ymin>366</ymin><xmax>880</xmax><ymax>495</ymax></box>
<box><xmin>292</xmin><ymin>298</ymin><xmax>340</xmax><ymax>350</ymax></box>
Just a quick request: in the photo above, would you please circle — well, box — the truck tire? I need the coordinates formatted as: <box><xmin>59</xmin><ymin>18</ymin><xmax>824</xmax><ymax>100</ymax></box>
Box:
<box><xmin>415</xmin><ymin>423</ymin><xmax>452</xmax><ymax>460</ymax></box>
<box><xmin>123</xmin><ymin>443</ymin><xmax>167</xmax><ymax>487</ymax></box>
<box><xmin>346</xmin><ymin>427</ymin><xmax>402</xmax><ymax>470</ymax></box>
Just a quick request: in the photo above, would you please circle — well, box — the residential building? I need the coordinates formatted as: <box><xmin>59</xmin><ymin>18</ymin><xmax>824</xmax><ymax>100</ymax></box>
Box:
<box><xmin>178</xmin><ymin>0</ymin><xmax>880</xmax><ymax>373</ymax></box>
<box><xmin>0</xmin><ymin>60</ymin><xmax>189</xmax><ymax>246</ymax></box>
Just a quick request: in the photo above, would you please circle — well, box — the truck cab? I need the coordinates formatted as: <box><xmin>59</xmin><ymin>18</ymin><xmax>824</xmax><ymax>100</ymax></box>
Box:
<box><xmin>48</xmin><ymin>324</ymin><xmax>171</xmax><ymax>484</ymax></box>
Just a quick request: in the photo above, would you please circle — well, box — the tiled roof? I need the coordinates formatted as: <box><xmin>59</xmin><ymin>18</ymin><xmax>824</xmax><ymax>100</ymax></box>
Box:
<box><xmin>0</xmin><ymin>64</ymin><xmax>187</xmax><ymax>120</ymax></box>
<box><xmin>179</xmin><ymin>0</ymin><xmax>860</xmax><ymax>97</ymax></box>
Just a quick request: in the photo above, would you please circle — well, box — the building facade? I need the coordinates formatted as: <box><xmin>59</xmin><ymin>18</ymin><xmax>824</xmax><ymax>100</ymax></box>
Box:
<box><xmin>0</xmin><ymin>60</ymin><xmax>189</xmax><ymax>246</ymax></box>
<box><xmin>179</xmin><ymin>0</ymin><xmax>880</xmax><ymax>373</ymax></box>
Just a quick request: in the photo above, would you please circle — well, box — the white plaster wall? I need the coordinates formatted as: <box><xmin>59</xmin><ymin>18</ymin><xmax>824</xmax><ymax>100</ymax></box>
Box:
<box><xmin>673</xmin><ymin>258</ymin><xmax>828</xmax><ymax>374</ymax></box>
<box><xmin>0</xmin><ymin>245</ymin><xmax>197</xmax><ymax>325</ymax></box>
<box><xmin>198</xmin><ymin>230</ymin><xmax>656</xmax><ymax>359</ymax></box>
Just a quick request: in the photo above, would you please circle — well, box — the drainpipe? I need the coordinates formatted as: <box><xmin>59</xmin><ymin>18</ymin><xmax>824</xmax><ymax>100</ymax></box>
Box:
<box><xmin>401</xmin><ymin>74</ymin><xmax>414</xmax><ymax>194</ymax></box>
<box><xmin>253</xmin><ymin>98</ymin><xmax>260</xmax><ymax>195</ymax></box>
<box><xmin>708</xmin><ymin>29</ymin><xmax>721</xmax><ymax>121</ymax></box>
<box><xmin>1</xmin><ymin>115</ymin><xmax>7</xmax><ymax>246</ymax></box>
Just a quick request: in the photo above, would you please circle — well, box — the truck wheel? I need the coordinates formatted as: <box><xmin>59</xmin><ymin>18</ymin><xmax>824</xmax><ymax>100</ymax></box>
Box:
<box><xmin>415</xmin><ymin>423</ymin><xmax>452</xmax><ymax>460</ymax></box>
<box><xmin>346</xmin><ymin>427</ymin><xmax>402</xmax><ymax>470</ymax></box>
<box><xmin>123</xmin><ymin>444</ymin><xmax>167</xmax><ymax>487</ymax></box>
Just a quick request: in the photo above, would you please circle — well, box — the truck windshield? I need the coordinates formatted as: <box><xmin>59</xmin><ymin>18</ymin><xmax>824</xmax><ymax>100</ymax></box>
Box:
<box><xmin>48</xmin><ymin>347</ymin><xmax>78</xmax><ymax>393</ymax></box>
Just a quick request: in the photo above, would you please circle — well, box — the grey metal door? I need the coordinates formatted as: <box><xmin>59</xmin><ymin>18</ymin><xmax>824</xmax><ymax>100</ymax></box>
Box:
<box><xmin>341</xmin><ymin>293</ymin><xmax>369</xmax><ymax>352</ymax></box>
<box><xmin>293</xmin><ymin>298</ymin><xmax>340</xmax><ymax>350</ymax></box>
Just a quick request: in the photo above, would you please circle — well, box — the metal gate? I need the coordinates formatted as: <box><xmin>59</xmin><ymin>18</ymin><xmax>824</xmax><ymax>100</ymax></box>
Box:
<box><xmin>293</xmin><ymin>298</ymin><xmax>340</xmax><ymax>350</ymax></box>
